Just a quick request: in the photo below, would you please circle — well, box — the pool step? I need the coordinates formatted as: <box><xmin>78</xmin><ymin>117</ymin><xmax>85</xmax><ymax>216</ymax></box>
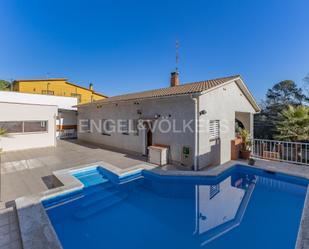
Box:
<box><xmin>74</xmin><ymin>190</ymin><xmax>128</xmax><ymax>219</ymax></box>
<box><xmin>84</xmin><ymin>181</ymin><xmax>115</xmax><ymax>194</ymax></box>
<box><xmin>73</xmin><ymin>169</ymin><xmax>109</xmax><ymax>187</ymax></box>
<box><xmin>82</xmin><ymin>185</ymin><xmax>120</xmax><ymax>205</ymax></box>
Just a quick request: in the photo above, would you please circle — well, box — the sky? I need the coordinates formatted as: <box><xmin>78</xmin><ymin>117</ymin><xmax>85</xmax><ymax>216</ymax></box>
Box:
<box><xmin>0</xmin><ymin>0</ymin><xmax>309</xmax><ymax>101</ymax></box>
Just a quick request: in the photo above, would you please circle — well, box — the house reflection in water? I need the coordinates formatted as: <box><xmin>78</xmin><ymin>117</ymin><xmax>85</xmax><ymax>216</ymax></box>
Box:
<box><xmin>194</xmin><ymin>173</ymin><xmax>257</xmax><ymax>246</ymax></box>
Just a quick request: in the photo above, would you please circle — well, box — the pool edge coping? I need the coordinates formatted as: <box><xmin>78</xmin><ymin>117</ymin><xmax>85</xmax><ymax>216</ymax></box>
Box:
<box><xmin>15</xmin><ymin>160</ymin><xmax>309</xmax><ymax>249</ymax></box>
<box><xmin>14</xmin><ymin>160</ymin><xmax>156</xmax><ymax>249</ymax></box>
<box><xmin>296</xmin><ymin>185</ymin><xmax>309</xmax><ymax>249</ymax></box>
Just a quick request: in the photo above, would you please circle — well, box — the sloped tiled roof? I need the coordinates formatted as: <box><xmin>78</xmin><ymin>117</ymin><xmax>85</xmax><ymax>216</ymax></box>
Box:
<box><xmin>89</xmin><ymin>75</ymin><xmax>240</xmax><ymax>105</ymax></box>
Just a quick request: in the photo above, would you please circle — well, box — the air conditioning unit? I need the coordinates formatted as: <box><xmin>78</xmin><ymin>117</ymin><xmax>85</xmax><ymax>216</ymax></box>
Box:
<box><xmin>148</xmin><ymin>145</ymin><xmax>169</xmax><ymax>166</ymax></box>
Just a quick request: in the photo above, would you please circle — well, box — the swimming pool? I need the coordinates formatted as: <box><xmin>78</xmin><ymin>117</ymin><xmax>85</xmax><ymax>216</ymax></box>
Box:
<box><xmin>44</xmin><ymin>165</ymin><xmax>308</xmax><ymax>249</ymax></box>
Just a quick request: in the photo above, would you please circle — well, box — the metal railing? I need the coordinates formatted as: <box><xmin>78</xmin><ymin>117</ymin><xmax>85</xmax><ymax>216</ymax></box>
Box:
<box><xmin>252</xmin><ymin>139</ymin><xmax>309</xmax><ymax>165</ymax></box>
<box><xmin>58</xmin><ymin>129</ymin><xmax>77</xmax><ymax>139</ymax></box>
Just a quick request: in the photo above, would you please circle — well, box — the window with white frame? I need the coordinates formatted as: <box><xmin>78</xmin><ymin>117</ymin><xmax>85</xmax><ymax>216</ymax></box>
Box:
<box><xmin>101</xmin><ymin>119</ymin><xmax>112</xmax><ymax>136</ymax></box>
<box><xmin>209</xmin><ymin>120</ymin><xmax>220</xmax><ymax>140</ymax></box>
<box><xmin>0</xmin><ymin>121</ymin><xmax>48</xmax><ymax>133</ymax></box>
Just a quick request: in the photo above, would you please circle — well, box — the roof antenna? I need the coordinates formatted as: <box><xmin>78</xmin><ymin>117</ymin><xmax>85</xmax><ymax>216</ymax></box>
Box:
<box><xmin>170</xmin><ymin>40</ymin><xmax>180</xmax><ymax>87</ymax></box>
<box><xmin>175</xmin><ymin>40</ymin><xmax>179</xmax><ymax>73</ymax></box>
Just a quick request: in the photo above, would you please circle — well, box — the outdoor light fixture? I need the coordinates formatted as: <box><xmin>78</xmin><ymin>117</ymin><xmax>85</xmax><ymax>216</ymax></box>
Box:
<box><xmin>137</xmin><ymin>110</ymin><xmax>142</xmax><ymax>115</ymax></box>
<box><xmin>199</xmin><ymin>110</ymin><xmax>207</xmax><ymax>115</ymax></box>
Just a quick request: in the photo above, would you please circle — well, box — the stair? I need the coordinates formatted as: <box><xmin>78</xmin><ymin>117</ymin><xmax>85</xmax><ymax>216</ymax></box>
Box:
<box><xmin>73</xmin><ymin>168</ymin><xmax>109</xmax><ymax>187</ymax></box>
<box><xmin>74</xmin><ymin>187</ymin><xmax>128</xmax><ymax>219</ymax></box>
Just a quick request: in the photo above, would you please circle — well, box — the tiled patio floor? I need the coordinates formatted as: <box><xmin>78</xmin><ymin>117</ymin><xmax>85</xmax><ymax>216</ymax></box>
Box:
<box><xmin>1</xmin><ymin>140</ymin><xmax>309</xmax><ymax>249</ymax></box>
<box><xmin>0</xmin><ymin>139</ymin><xmax>152</xmax><ymax>202</ymax></box>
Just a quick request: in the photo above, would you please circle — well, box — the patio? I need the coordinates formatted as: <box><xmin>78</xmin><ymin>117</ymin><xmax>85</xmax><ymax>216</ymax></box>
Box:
<box><xmin>0</xmin><ymin>139</ymin><xmax>153</xmax><ymax>202</ymax></box>
<box><xmin>1</xmin><ymin>140</ymin><xmax>309</xmax><ymax>249</ymax></box>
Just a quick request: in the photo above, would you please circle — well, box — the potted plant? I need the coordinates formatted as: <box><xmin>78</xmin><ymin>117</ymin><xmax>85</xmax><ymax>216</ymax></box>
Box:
<box><xmin>239</xmin><ymin>129</ymin><xmax>252</xmax><ymax>159</ymax></box>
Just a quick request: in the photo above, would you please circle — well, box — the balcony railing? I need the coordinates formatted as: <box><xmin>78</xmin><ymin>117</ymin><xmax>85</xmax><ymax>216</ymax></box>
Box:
<box><xmin>252</xmin><ymin>139</ymin><xmax>309</xmax><ymax>166</ymax></box>
<box><xmin>58</xmin><ymin>129</ymin><xmax>77</xmax><ymax>139</ymax></box>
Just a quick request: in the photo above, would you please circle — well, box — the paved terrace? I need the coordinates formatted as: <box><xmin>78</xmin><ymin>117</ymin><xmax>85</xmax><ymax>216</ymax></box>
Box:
<box><xmin>1</xmin><ymin>140</ymin><xmax>309</xmax><ymax>249</ymax></box>
<box><xmin>0</xmin><ymin>139</ymin><xmax>153</xmax><ymax>202</ymax></box>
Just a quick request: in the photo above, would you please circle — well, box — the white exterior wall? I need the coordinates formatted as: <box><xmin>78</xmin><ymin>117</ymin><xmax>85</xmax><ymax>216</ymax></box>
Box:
<box><xmin>197</xmin><ymin>80</ymin><xmax>256</xmax><ymax>168</ymax></box>
<box><xmin>78</xmin><ymin>95</ymin><xmax>196</xmax><ymax>166</ymax></box>
<box><xmin>0</xmin><ymin>91</ymin><xmax>78</xmax><ymax>139</ymax></box>
<box><xmin>0</xmin><ymin>91</ymin><xmax>77</xmax><ymax>110</ymax></box>
<box><xmin>0</xmin><ymin>102</ymin><xmax>57</xmax><ymax>151</ymax></box>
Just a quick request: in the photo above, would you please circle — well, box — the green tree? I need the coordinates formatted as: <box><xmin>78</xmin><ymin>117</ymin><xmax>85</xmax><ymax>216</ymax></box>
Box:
<box><xmin>0</xmin><ymin>80</ymin><xmax>11</xmax><ymax>91</ymax></box>
<box><xmin>254</xmin><ymin>80</ymin><xmax>308</xmax><ymax>139</ymax></box>
<box><xmin>265</xmin><ymin>80</ymin><xmax>308</xmax><ymax>110</ymax></box>
<box><xmin>274</xmin><ymin>105</ymin><xmax>309</xmax><ymax>141</ymax></box>
<box><xmin>304</xmin><ymin>74</ymin><xmax>309</xmax><ymax>98</ymax></box>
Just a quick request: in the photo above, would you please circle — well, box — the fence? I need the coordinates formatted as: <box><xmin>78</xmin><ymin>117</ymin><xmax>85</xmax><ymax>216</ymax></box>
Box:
<box><xmin>252</xmin><ymin>139</ymin><xmax>309</xmax><ymax>165</ymax></box>
<box><xmin>58</xmin><ymin>129</ymin><xmax>77</xmax><ymax>139</ymax></box>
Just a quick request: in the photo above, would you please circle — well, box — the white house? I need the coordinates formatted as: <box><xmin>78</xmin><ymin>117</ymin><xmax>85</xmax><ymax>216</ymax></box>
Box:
<box><xmin>77</xmin><ymin>73</ymin><xmax>260</xmax><ymax>170</ymax></box>
<box><xmin>0</xmin><ymin>91</ymin><xmax>78</xmax><ymax>151</ymax></box>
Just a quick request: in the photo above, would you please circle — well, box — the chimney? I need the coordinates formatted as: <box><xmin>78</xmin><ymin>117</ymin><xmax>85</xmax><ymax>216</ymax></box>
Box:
<box><xmin>170</xmin><ymin>71</ymin><xmax>179</xmax><ymax>87</ymax></box>
<box><xmin>89</xmin><ymin>83</ymin><xmax>93</xmax><ymax>91</ymax></box>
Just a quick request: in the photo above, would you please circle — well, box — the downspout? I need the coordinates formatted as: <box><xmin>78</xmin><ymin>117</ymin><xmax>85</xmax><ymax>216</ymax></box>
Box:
<box><xmin>192</xmin><ymin>95</ymin><xmax>199</xmax><ymax>171</ymax></box>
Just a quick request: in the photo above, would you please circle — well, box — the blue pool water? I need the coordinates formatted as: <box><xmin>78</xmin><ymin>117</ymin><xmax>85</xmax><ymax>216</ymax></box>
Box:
<box><xmin>44</xmin><ymin>165</ymin><xmax>307</xmax><ymax>249</ymax></box>
<box><xmin>72</xmin><ymin>168</ymin><xmax>109</xmax><ymax>187</ymax></box>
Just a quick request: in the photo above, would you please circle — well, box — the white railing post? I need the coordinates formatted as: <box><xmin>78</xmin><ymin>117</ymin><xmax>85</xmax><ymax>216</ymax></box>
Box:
<box><xmin>252</xmin><ymin>139</ymin><xmax>309</xmax><ymax>166</ymax></box>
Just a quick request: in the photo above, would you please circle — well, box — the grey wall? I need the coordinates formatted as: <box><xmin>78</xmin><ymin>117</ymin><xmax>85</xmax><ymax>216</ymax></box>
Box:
<box><xmin>78</xmin><ymin>95</ymin><xmax>196</xmax><ymax>167</ymax></box>
<box><xmin>197</xmin><ymin>80</ymin><xmax>256</xmax><ymax>168</ymax></box>
<box><xmin>78</xmin><ymin>80</ymin><xmax>257</xmax><ymax>169</ymax></box>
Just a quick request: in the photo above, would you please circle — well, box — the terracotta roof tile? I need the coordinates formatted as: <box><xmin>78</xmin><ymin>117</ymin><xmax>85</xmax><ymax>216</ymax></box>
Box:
<box><xmin>95</xmin><ymin>75</ymin><xmax>240</xmax><ymax>103</ymax></box>
<box><xmin>92</xmin><ymin>75</ymin><xmax>240</xmax><ymax>104</ymax></box>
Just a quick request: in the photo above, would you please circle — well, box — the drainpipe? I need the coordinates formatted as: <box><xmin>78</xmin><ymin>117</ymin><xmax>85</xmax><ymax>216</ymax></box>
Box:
<box><xmin>192</xmin><ymin>95</ymin><xmax>199</xmax><ymax>171</ymax></box>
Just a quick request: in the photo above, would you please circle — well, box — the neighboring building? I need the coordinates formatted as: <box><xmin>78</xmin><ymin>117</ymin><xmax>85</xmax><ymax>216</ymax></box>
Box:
<box><xmin>0</xmin><ymin>102</ymin><xmax>57</xmax><ymax>151</ymax></box>
<box><xmin>0</xmin><ymin>91</ymin><xmax>78</xmax><ymax>151</ymax></box>
<box><xmin>77</xmin><ymin>73</ymin><xmax>260</xmax><ymax>170</ymax></box>
<box><xmin>12</xmin><ymin>78</ymin><xmax>107</xmax><ymax>104</ymax></box>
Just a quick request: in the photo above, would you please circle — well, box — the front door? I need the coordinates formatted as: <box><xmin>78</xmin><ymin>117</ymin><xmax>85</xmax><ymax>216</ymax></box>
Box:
<box><xmin>142</xmin><ymin>121</ymin><xmax>153</xmax><ymax>155</ymax></box>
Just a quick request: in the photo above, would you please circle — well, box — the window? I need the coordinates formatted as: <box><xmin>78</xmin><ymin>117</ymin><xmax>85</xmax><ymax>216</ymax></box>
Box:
<box><xmin>0</xmin><ymin>121</ymin><xmax>23</xmax><ymax>133</ymax></box>
<box><xmin>101</xmin><ymin>119</ymin><xmax>112</xmax><ymax>136</ymax></box>
<box><xmin>132</xmin><ymin>119</ymin><xmax>139</xmax><ymax>136</ymax></box>
<box><xmin>210</xmin><ymin>184</ymin><xmax>220</xmax><ymax>199</ymax></box>
<box><xmin>209</xmin><ymin>120</ymin><xmax>220</xmax><ymax>140</ymax></box>
<box><xmin>120</xmin><ymin>120</ymin><xmax>129</xmax><ymax>135</ymax></box>
<box><xmin>0</xmin><ymin>121</ymin><xmax>48</xmax><ymax>133</ymax></box>
<box><xmin>71</xmin><ymin>93</ymin><xmax>82</xmax><ymax>103</ymax></box>
<box><xmin>42</xmin><ymin>90</ymin><xmax>54</xmax><ymax>95</ymax></box>
<box><xmin>24</xmin><ymin>121</ymin><xmax>48</xmax><ymax>132</ymax></box>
